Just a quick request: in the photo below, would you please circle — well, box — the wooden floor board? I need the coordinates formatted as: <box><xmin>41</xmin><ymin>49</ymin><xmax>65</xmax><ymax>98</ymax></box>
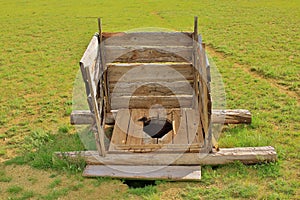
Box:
<box><xmin>83</xmin><ymin>165</ymin><xmax>201</xmax><ymax>181</ymax></box>
<box><xmin>109</xmin><ymin>109</ymin><xmax>131</xmax><ymax>151</ymax></box>
<box><xmin>173</xmin><ymin>109</ymin><xmax>188</xmax><ymax>145</ymax></box>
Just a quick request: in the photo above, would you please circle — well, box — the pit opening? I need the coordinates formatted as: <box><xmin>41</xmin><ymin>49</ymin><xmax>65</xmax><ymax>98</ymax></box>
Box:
<box><xmin>138</xmin><ymin>117</ymin><xmax>173</xmax><ymax>138</ymax></box>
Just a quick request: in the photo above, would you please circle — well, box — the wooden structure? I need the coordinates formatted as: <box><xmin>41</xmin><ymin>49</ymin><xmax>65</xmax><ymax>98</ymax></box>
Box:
<box><xmin>61</xmin><ymin>17</ymin><xmax>277</xmax><ymax>181</ymax></box>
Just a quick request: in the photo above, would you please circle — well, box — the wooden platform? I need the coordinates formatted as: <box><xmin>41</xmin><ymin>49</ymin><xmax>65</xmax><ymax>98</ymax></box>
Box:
<box><xmin>108</xmin><ymin>108</ymin><xmax>203</xmax><ymax>153</ymax></box>
<box><xmin>83</xmin><ymin>165</ymin><xmax>201</xmax><ymax>181</ymax></box>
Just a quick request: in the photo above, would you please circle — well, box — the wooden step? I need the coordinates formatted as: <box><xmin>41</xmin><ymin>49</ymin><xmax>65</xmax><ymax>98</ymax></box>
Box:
<box><xmin>83</xmin><ymin>165</ymin><xmax>201</xmax><ymax>181</ymax></box>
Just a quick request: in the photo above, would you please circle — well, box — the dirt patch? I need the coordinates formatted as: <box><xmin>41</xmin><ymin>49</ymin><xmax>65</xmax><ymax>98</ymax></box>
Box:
<box><xmin>0</xmin><ymin>164</ymin><xmax>129</xmax><ymax>200</ymax></box>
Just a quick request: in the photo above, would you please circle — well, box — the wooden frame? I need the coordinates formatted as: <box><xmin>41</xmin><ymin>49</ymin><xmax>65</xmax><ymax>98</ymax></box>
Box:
<box><xmin>62</xmin><ymin>17</ymin><xmax>277</xmax><ymax>180</ymax></box>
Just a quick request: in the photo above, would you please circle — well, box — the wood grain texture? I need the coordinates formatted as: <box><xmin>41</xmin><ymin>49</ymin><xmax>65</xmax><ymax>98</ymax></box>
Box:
<box><xmin>109</xmin><ymin>81</ymin><xmax>194</xmax><ymax>96</ymax></box>
<box><xmin>83</xmin><ymin>165</ymin><xmax>201</xmax><ymax>181</ymax></box>
<box><xmin>70</xmin><ymin>109</ymin><xmax>252</xmax><ymax>125</ymax></box>
<box><xmin>104</xmin><ymin>46</ymin><xmax>192</xmax><ymax>63</ymax></box>
<box><xmin>55</xmin><ymin>146</ymin><xmax>277</xmax><ymax>166</ymax></box>
<box><xmin>103</xmin><ymin>32</ymin><xmax>193</xmax><ymax>47</ymax></box>
<box><xmin>212</xmin><ymin>109</ymin><xmax>252</xmax><ymax>124</ymax></box>
<box><xmin>107</xmin><ymin>63</ymin><xmax>194</xmax><ymax>83</ymax></box>
<box><xmin>111</xmin><ymin>95</ymin><xmax>193</xmax><ymax>109</ymax></box>
<box><xmin>108</xmin><ymin>109</ymin><xmax>130</xmax><ymax>151</ymax></box>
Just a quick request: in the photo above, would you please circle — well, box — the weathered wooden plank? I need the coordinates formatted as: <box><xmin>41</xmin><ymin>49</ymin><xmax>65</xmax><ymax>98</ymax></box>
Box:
<box><xmin>104</xmin><ymin>46</ymin><xmax>192</xmax><ymax>63</ymax></box>
<box><xmin>80</xmin><ymin>35</ymin><xmax>99</xmax><ymax>68</ymax></box>
<box><xmin>70</xmin><ymin>110</ymin><xmax>95</xmax><ymax>125</ymax></box>
<box><xmin>173</xmin><ymin>109</ymin><xmax>189</xmax><ymax>145</ymax></box>
<box><xmin>158</xmin><ymin>109</ymin><xmax>174</xmax><ymax>145</ymax></box>
<box><xmin>212</xmin><ymin>109</ymin><xmax>252</xmax><ymax>124</ymax></box>
<box><xmin>126</xmin><ymin>109</ymin><xmax>144</xmax><ymax>146</ymax></box>
<box><xmin>55</xmin><ymin>146</ymin><xmax>277</xmax><ymax>165</ymax></box>
<box><xmin>110</xmin><ymin>143</ymin><xmax>200</xmax><ymax>153</ymax></box>
<box><xmin>85</xmin><ymin>66</ymin><xmax>106</xmax><ymax>156</ymax></box>
<box><xmin>103</xmin><ymin>32</ymin><xmax>193</xmax><ymax>47</ymax></box>
<box><xmin>107</xmin><ymin>63</ymin><xmax>194</xmax><ymax>83</ymax></box>
<box><xmin>83</xmin><ymin>165</ymin><xmax>201</xmax><ymax>181</ymax></box>
<box><xmin>111</xmin><ymin>95</ymin><xmax>193</xmax><ymax>110</ymax></box>
<box><xmin>109</xmin><ymin>109</ymin><xmax>131</xmax><ymax>151</ymax></box>
<box><xmin>71</xmin><ymin>109</ymin><xmax>252</xmax><ymax>125</ymax></box>
<box><xmin>109</xmin><ymin>81</ymin><xmax>194</xmax><ymax>96</ymax></box>
<box><xmin>185</xmin><ymin>109</ymin><xmax>203</xmax><ymax>146</ymax></box>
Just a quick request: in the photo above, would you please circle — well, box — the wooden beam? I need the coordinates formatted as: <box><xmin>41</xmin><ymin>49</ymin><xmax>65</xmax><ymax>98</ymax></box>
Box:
<box><xmin>54</xmin><ymin>146</ymin><xmax>277</xmax><ymax>166</ymax></box>
<box><xmin>212</xmin><ymin>109</ymin><xmax>251</xmax><ymax>124</ymax></box>
<box><xmin>70</xmin><ymin>109</ymin><xmax>252</xmax><ymax>125</ymax></box>
<box><xmin>104</xmin><ymin>46</ymin><xmax>192</xmax><ymax>63</ymax></box>
<box><xmin>107</xmin><ymin>63</ymin><xmax>194</xmax><ymax>83</ymax></box>
<box><xmin>103</xmin><ymin>32</ymin><xmax>193</xmax><ymax>47</ymax></box>
<box><xmin>111</xmin><ymin>95</ymin><xmax>193</xmax><ymax>109</ymax></box>
<box><xmin>83</xmin><ymin>165</ymin><xmax>201</xmax><ymax>181</ymax></box>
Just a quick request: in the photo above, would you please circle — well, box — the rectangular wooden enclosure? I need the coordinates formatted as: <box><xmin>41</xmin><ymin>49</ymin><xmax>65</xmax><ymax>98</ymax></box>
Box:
<box><xmin>64</xmin><ymin>17</ymin><xmax>277</xmax><ymax>180</ymax></box>
<box><xmin>79</xmin><ymin>18</ymin><xmax>212</xmax><ymax>157</ymax></box>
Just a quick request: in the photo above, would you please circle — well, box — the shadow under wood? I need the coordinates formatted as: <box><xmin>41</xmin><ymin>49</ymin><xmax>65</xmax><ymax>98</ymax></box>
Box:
<box><xmin>123</xmin><ymin>180</ymin><xmax>156</xmax><ymax>188</ymax></box>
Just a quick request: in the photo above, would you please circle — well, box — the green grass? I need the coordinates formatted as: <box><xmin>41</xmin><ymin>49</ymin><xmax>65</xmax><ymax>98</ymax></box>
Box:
<box><xmin>7</xmin><ymin>185</ymin><xmax>23</xmax><ymax>194</ymax></box>
<box><xmin>0</xmin><ymin>0</ymin><xmax>299</xmax><ymax>199</ymax></box>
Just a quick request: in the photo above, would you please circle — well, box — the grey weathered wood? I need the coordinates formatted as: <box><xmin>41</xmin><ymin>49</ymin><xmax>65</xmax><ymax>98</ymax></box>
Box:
<box><xmin>70</xmin><ymin>110</ymin><xmax>95</xmax><ymax>125</ymax></box>
<box><xmin>109</xmin><ymin>81</ymin><xmax>194</xmax><ymax>96</ymax></box>
<box><xmin>212</xmin><ymin>109</ymin><xmax>252</xmax><ymax>124</ymax></box>
<box><xmin>55</xmin><ymin>146</ymin><xmax>277</xmax><ymax>166</ymax></box>
<box><xmin>85</xmin><ymin>66</ymin><xmax>106</xmax><ymax>156</ymax></box>
<box><xmin>109</xmin><ymin>109</ymin><xmax>130</xmax><ymax>151</ymax></box>
<box><xmin>70</xmin><ymin>109</ymin><xmax>252</xmax><ymax>125</ymax></box>
<box><xmin>83</xmin><ymin>165</ymin><xmax>201</xmax><ymax>181</ymax></box>
<box><xmin>104</xmin><ymin>46</ymin><xmax>192</xmax><ymax>63</ymax></box>
<box><xmin>111</xmin><ymin>95</ymin><xmax>193</xmax><ymax>109</ymax></box>
<box><xmin>107</xmin><ymin>63</ymin><xmax>194</xmax><ymax>83</ymax></box>
<box><xmin>70</xmin><ymin>110</ymin><xmax>114</xmax><ymax>125</ymax></box>
<box><xmin>103</xmin><ymin>32</ymin><xmax>193</xmax><ymax>47</ymax></box>
<box><xmin>80</xmin><ymin>35</ymin><xmax>98</xmax><ymax>69</ymax></box>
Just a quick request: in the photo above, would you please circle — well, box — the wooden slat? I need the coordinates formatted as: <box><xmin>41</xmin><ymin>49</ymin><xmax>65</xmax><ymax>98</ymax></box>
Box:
<box><xmin>126</xmin><ymin>109</ymin><xmax>145</xmax><ymax>146</ymax></box>
<box><xmin>80</xmin><ymin>35</ymin><xmax>98</xmax><ymax>69</ymax></box>
<box><xmin>85</xmin><ymin>66</ymin><xmax>106</xmax><ymax>156</ymax></box>
<box><xmin>104</xmin><ymin>46</ymin><xmax>192</xmax><ymax>63</ymax></box>
<box><xmin>107</xmin><ymin>63</ymin><xmax>194</xmax><ymax>83</ymax></box>
<box><xmin>185</xmin><ymin>109</ymin><xmax>204</xmax><ymax>146</ymax></box>
<box><xmin>103</xmin><ymin>32</ymin><xmax>193</xmax><ymax>47</ymax></box>
<box><xmin>70</xmin><ymin>110</ymin><xmax>95</xmax><ymax>125</ymax></box>
<box><xmin>158</xmin><ymin>109</ymin><xmax>173</xmax><ymax>145</ymax></box>
<box><xmin>55</xmin><ymin>146</ymin><xmax>277</xmax><ymax>165</ymax></box>
<box><xmin>173</xmin><ymin>109</ymin><xmax>188</xmax><ymax>145</ymax></box>
<box><xmin>212</xmin><ymin>109</ymin><xmax>251</xmax><ymax>124</ymax></box>
<box><xmin>109</xmin><ymin>81</ymin><xmax>194</xmax><ymax>96</ymax></box>
<box><xmin>71</xmin><ymin>109</ymin><xmax>252</xmax><ymax>125</ymax></box>
<box><xmin>109</xmin><ymin>109</ymin><xmax>131</xmax><ymax>151</ymax></box>
<box><xmin>83</xmin><ymin>165</ymin><xmax>201</xmax><ymax>181</ymax></box>
<box><xmin>111</xmin><ymin>95</ymin><xmax>193</xmax><ymax>110</ymax></box>
<box><xmin>110</xmin><ymin>144</ymin><xmax>200</xmax><ymax>153</ymax></box>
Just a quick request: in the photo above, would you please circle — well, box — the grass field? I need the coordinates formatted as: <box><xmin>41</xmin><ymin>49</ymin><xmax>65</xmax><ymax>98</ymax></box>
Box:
<box><xmin>0</xmin><ymin>0</ymin><xmax>299</xmax><ymax>199</ymax></box>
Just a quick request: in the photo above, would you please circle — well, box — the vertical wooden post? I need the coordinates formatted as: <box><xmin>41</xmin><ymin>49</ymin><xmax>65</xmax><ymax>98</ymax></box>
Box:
<box><xmin>98</xmin><ymin>18</ymin><xmax>103</xmax><ymax>43</ymax></box>
<box><xmin>193</xmin><ymin>16</ymin><xmax>198</xmax><ymax>41</ymax></box>
<box><xmin>97</xmin><ymin>17</ymin><xmax>111</xmax><ymax>112</ymax></box>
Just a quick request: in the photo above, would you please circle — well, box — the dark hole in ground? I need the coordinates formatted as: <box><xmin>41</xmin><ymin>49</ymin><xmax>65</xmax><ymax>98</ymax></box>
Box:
<box><xmin>138</xmin><ymin>117</ymin><xmax>173</xmax><ymax>138</ymax></box>
<box><xmin>124</xmin><ymin>180</ymin><xmax>156</xmax><ymax>188</ymax></box>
